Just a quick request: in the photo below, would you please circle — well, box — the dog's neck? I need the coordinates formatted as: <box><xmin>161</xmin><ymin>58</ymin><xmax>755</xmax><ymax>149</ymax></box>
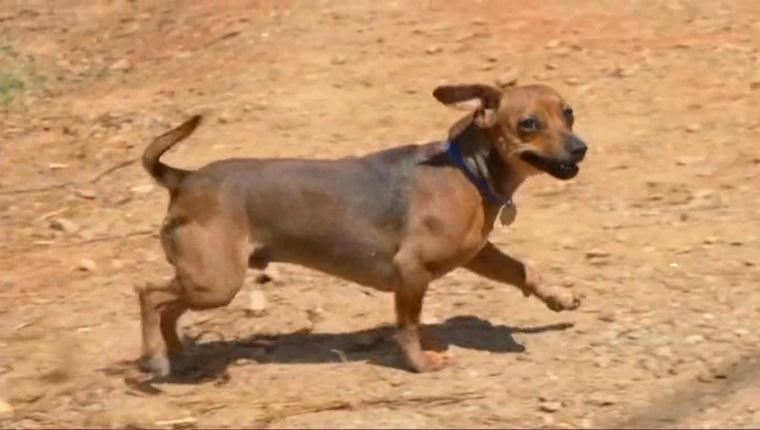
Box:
<box><xmin>446</xmin><ymin>120</ymin><xmax>526</xmax><ymax>208</ymax></box>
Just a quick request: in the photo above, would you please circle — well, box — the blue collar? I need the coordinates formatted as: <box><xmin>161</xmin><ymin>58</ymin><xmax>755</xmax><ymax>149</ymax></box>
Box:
<box><xmin>446</xmin><ymin>140</ymin><xmax>512</xmax><ymax>207</ymax></box>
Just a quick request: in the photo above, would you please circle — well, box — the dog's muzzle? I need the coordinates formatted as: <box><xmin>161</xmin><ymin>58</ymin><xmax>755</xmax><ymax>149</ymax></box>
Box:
<box><xmin>565</xmin><ymin>133</ymin><xmax>587</xmax><ymax>163</ymax></box>
<box><xmin>518</xmin><ymin>133</ymin><xmax>588</xmax><ymax>180</ymax></box>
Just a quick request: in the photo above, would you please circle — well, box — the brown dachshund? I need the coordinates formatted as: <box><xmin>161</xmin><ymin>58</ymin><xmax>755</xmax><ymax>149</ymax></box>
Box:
<box><xmin>137</xmin><ymin>83</ymin><xmax>587</xmax><ymax>377</ymax></box>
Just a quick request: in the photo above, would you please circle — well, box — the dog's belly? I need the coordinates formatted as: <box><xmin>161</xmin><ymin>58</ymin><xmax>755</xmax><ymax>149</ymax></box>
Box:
<box><xmin>264</xmin><ymin>233</ymin><xmax>400</xmax><ymax>291</ymax></box>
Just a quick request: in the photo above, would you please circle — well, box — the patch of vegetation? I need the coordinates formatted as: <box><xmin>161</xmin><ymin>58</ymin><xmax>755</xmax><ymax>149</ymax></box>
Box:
<box><xmin>0</xmin><ymin>40</ymin><xmax>46</xmax><ymax>106</ymax></box>
<box><xmin>0</xmin><ymin>72</ymin><xmax>25</xmax><ymax>104</ymax></box>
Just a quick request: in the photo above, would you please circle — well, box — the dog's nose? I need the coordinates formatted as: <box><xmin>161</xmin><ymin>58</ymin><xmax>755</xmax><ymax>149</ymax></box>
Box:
<box><xmin>566</xmin><ymin>134</ymin><xmax>587</xmax><ymax>161</ymax></box>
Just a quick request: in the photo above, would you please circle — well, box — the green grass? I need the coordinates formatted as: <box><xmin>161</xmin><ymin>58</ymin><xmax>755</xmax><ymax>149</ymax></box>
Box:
<box><xmin>0</xmin><ymin>72</ymin><xmax>25</xmax><ymax>104</ymax></box>
<box><xmin>0</xmin><ymin>39</ymin><xmax>112</xmax><ymax>107</ymax></box>
<box><xmin>0</xmin><ymin>41</ymin><xmax>46</xmax><ymax>106</ymax></box>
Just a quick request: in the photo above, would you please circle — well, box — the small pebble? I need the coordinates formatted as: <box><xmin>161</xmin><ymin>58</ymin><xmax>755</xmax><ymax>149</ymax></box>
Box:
<box><xmin>130</xmin><ymin>184</ymin><xmax>154</xmax><ymax>194</ymax></box>
<box><xmin>539</xmin><ymin>401</ymin><xmax>563</xmax><ymax>413</ymax></box>
<box><xmin>109</xmin><ymin>58</ymin><xmax>132</xmax><ymax>72</ymax></box>
<box><xmin>247</xmin><ymin>289</ymin><xmax>267</xmax><ymax>315</ymax></box>
<box><xmin>50</xmin><ymin>218</ymin><xmax>79</xmax><ymax>233</ymax></box>
<box><xmin>76</xmin><ymin>259</ymin><xmax>98</xmax><ymax>272</ymax></box>
<box><xmin>425</xmin><ymin>45</ymin><xmax>443</xmax><ymax>55</ymax></box>
<box><xmin>586</xmin><ymin>249</ymin><xmax>610</xmax><ymax>259</ymax></box>
<box><xmin>685</xmin><ymin>123</ymin><xmax>702</xmax><ymax>133</ymax></box>
<box><xmin>75</xmin><ymin>188</ymin><xmax>97</xmax><ymax>200</ymax></box>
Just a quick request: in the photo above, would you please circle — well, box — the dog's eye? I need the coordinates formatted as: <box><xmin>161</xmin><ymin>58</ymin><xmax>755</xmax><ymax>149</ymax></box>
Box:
<box><xmin>518</xmin><ymin>117</ymin><xmax>539</xmax><ymax>131</ymax></box>
<box><xmin>563</xmin><ymin>107</ymin><xmax>575</xmax><ymax>124</ymax></box>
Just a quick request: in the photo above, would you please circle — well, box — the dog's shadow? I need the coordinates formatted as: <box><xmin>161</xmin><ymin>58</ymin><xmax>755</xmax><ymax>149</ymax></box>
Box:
<box><xmin>111</xmin><ymin>315</ymin><xmax>572</xmax><ymax>390</ymax></box>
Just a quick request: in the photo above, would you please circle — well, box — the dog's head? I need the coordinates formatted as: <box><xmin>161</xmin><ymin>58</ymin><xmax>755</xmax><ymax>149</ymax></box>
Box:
<box><xmin>432</xmin><ymin>83</ymin><xmax>587</xmax><ymax>180</ymax></box>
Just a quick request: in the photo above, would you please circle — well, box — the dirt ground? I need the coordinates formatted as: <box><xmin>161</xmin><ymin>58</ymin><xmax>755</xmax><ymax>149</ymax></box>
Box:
<box><xmin>1</xmin><ymin>0</ymin><xmax>759</xmax><ymax>428</ymax></box>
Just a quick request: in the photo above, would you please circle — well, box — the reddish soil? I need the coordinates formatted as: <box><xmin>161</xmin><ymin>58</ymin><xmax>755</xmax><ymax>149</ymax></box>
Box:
<box><xmin>1</xmin><ymin>0</ymin><xmax>758</xmax><ymax>427</ymax></box>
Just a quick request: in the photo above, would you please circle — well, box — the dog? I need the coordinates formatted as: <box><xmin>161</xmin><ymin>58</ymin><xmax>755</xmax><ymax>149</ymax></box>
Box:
<box><xmin>136</xmin><ymin>82</ymin><xmax>587</xmax><ymax>377</ymax></box>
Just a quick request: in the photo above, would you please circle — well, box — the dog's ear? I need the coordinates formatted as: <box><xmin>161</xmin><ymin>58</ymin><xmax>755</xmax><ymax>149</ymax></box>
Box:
<box><xmin>432</xmin><ymin>84</ymin><xmax>502</xmax><ymax>128</ymax></box>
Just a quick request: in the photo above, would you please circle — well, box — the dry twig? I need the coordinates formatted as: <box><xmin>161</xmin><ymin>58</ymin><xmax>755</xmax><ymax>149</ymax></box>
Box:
<box><xmin>0</xmin><ymin>157</ymin><xmax>139</xmax><ymax>196</ymax></box>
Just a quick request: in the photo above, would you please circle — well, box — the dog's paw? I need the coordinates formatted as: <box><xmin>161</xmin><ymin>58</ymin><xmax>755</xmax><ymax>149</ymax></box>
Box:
<box><xmin>414</xmin><ymin>350</ymin><xmax>450</xmax><ymax>373</ymax></box>
<box><xmin>138</xmin><ymin>355</ymin><xmax>172</xmax><ymax>378</ymax></box>
<box><xmin>537</xmin><ymin>286</ymin><xmax>582</xmax><ymax>312</ymax></box>
<box><xmin>401</xmin><ymin>348</ymin><xmax>452</xmax><ymax>373</ymax></box>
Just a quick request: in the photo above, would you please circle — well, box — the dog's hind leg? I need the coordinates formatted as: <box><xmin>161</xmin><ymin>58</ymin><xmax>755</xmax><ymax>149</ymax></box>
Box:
<box><xmin>136</xmin><ymin>281</ymin><xmax>180</xmax><ymax>377</ymax></box>
<box><xmin>139</xmin><ymin>219</ymin><xmax>250</xmax><ymax>377</ymax></box>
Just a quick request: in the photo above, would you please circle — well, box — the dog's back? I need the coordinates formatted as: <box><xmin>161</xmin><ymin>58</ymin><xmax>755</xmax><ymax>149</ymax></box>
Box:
<box><xmin>168</xmin><ymin>141</ymin><xmax>445</xmax><ymax>289</ymax></box>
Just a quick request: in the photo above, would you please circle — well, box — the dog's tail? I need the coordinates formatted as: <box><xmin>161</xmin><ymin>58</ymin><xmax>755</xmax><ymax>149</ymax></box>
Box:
<box><xmin>142</xmin><ymin>115</ymin><xmax>203</xmax><ymax>190</ymax></box>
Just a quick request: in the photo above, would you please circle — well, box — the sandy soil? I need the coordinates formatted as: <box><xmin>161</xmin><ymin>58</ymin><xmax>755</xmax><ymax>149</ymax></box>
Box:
<box><xmin>1</xmin><ymin>0</ymin><xmax>759</xmax><ymax>427</ymax></box>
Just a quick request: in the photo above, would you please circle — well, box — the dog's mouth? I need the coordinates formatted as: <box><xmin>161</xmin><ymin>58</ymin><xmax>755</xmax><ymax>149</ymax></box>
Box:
<box><xmin>519</xmin><ymin>151</ymin><xmax>580</xmax><ymax>180</ymax></box>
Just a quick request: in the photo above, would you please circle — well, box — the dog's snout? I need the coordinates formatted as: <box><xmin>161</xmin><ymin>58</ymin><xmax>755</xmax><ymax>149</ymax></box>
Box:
<box><xmin>565</xmin><ymin>134</ymin><xmax>587</xmax><ymax>161</ymax></box>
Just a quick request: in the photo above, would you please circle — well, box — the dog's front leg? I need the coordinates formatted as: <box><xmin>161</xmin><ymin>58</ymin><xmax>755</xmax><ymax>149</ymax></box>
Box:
<box><xmin>394</xmin><ymin>284</ymin><xmax>450</xmax><ymax>372</ymax></box>
<box><xmin>392</xmin><ymin>248</ymin><xmax>450</xmax><ymax>373</ymax></box>
<box><xmin>464</xmin><ymin>241</ymin><xmax>581</xmax><ymax>311</ymax></box>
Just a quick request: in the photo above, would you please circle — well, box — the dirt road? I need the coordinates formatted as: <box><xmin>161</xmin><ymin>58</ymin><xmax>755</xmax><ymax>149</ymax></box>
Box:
<box><xmin>1</xmin><ymin>0</ymin><xmax>758</xmax><ymax>427</ymax></box>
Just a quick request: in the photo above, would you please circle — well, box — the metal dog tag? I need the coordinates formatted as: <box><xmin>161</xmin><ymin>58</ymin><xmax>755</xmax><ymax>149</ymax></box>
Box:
<box><xmin>499</xmin><ymin>203</ymin><xmax>517</xmax><ymax>226</ymax></box>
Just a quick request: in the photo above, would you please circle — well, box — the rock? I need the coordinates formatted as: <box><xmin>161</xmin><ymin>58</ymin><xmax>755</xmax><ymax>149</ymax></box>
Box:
<box><xmin>685</xmin><ymin>334</ymin><xmax>704</xmax><ymax>344</ymax></box>
<box><xmin>109</xmin><ymin>58</ymin><xmax>132</xmax><ymax>72</ymax></box>
<box><xmin>48</xmin><ymin>162</ymin><xmax>68</xmax><ymax>170</ymax></box>
<box><xmin>306</xmin><ymin>307</ymin><xmax>326</xmax><ymax>325</ymax></box>
<box><xmin>653</xmin><ymin>346</ymin><xmax>674</xmax><ymax>359</ymax></box>
<box><xmin>597</xmin><ymin>313</ymin><xmax>615</xmax><ymax>323</ymax></box>
<box><xmin>588</xmin><ymin>393</ymin><xmax>616</xmax><ymax>407</ymax></box>
<box><xmin>708</xmin><ymin>366</ymin><xmax>728</xmax><ymax>380</ymax></box>
<box><xmin>76</xmin><ymin>259</ymin><xmax>98</xmax><ymax>272</ymax></box>
<box><xmin>539</xmin><ymin>401</ymin><xmax>563</xmax><ymax>413</ymax></box>
<box><xmin>425</xmin><ymin>45</ymin><xmax>443</xmax><ymax>55</ymax></box>
<box><xmin>0</xmin><ymin>399</ymin><xmax>13</xmax><ymax>419</ymax></box>
<box><xmin>750</xmin><ymin>81</ymin><xmax>760</xmax><ymax>90</ymax></box>
<box><xmin>246</xmin><ymin>289</ymin><xmax>267</xmax><ymax>315</ymax></box>
<box><xmin>154</xmin><ymin>417</ymin><xmax>198</xmax><ymax>428</ymax></box>
<box><xmin>586</xmin><ymin>249</ymin><xmax>610</xmax><ymax>266</ymax></box>
<box><xmin>130</xmin><ymin>184</ymin><xmax>154</xmax><ymax>194</ymax></box>
<box><xmin>585</xmin><ymin>249</ymin><xmax>610</xmax><ymax>259</ymax></box>
<box><xmin>565</xmin><ymin>76</ymin><xmax>581</xmax><ymax>86</ymax></box>
<box><xmin>685</xmin><ymin>123</ymin><xmax>702</xmax><ymax>133</ymax></box>
<box><xmin>50</xmin><ymin>218</ymin><xmax>79</xmax><ymax>233</ymax></box>
<box><xmin>217</xmin><ymin>113</ymin><xmax>232</xmax><ymax>124</ymax></box>
<box><xmin>74</xmin><ymin>187</ymin><xmax>97</xmax><ymax>200</ymax></box>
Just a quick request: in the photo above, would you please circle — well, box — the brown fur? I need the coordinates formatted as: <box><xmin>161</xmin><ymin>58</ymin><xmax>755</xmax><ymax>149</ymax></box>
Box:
<box><xmin>136</xmin><ymin>83</ymin><xmax>588</xmax><ymax>376</ymax></box>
